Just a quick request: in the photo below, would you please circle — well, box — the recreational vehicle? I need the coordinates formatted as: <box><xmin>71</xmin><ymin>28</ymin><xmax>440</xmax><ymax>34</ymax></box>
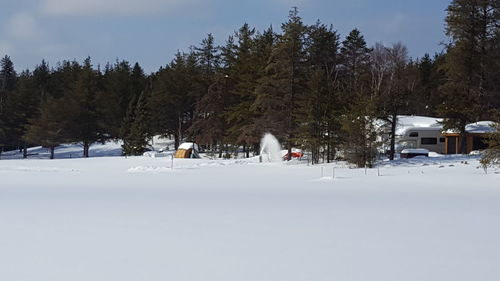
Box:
<box><xmin>397</xmin><ymin>127</ymin><xmax>445</xmax><ymax>154</ymax></box>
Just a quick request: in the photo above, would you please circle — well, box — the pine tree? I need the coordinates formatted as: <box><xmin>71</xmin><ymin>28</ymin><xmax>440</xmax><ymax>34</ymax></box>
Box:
<box><xmin>227</xmin><ymin>26</ymin><xmax>275</xmax><ymax>156</ymax></box>
<box><xmin>64</xmin><ymin>58</ymin><xmax>104</xmax><ymax>157</ymax></box>
<box><xmin>480</xmin><ymin>114</ymin><xmax>500</xmax><ymax>171</ymax></box>
<box><xmin>0</xmin><ymin>55</ymin><xmax>17</xmax><ymax>157</ymax></box>
<box><xmin>24</xmin><ymin>97</ymin><xmax>69</xmax><ymax>159</ymax></box>
<box><xmin>340</xmin><ymin>29</ymin><xmax>371</xmax><ymax>95</ymax></box>
<box><xmin>149</xmin><ymin>52</ymin><xmax>200</xmax><ymax>149</ymax></box>
<box><xmin>190</xmin><ymin>73</ymin><xmax>233</xmax><ymax>157</ymax></box>
<box><xmin>339</xmin><ymin>29</ymin><xmax>374</xmax><ymax>165</ymax></box>
<box><xmin>297</xmin><ymin>21</ymin><xmax>341</xmax><ymax>163</ymax></box>
<box><xmin>440</xmin><ymin>0</ymin><xmax>500</xmax><ymax>154</ymax></box>
<box><xmin>0</xmin><ymin>55</ymin><xmax>17</xmax><ymax>111</ymax></box>
<box><xmin>122</xmin><ymin>91</ymin><xmax>150</xmax><ymax>156</ymax></box>
<box><xmin>341</xmin><ymin>95</ymin><xmax>379</xmax><ymax>168</ymax></box>
<box><xmin>98</xmin><ymin>60</ymin><xmax>146</xmax><ymax>140</ymax></box>
<box><xmin>4</xmin><ymin>71</ymin><xmax>40</xmax><ymax>157</ymax></box>
<box><xmin>254</xmin><ymin>7</ymin><xmax>307</xmax><ymax>160</ymax></box>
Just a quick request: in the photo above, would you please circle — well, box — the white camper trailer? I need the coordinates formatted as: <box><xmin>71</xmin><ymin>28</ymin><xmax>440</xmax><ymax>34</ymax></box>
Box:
<box><xmin>397</xmin><ymin>127</ymin><xmax>445</xmax><ymax>154</ymax></box>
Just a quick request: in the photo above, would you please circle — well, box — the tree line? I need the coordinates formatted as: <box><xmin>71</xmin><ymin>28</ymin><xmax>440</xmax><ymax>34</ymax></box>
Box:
<box><xmin>1</xmin><ymin>2</ymin><xmax>499</xmax><ymax>166</ymax></box>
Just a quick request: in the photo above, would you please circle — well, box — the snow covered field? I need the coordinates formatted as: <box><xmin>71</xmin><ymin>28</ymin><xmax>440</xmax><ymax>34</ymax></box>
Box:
<box><xmin>1</xmin><ymin>151</ymin><xmax>500</xmax><ymax>281</ymax></box>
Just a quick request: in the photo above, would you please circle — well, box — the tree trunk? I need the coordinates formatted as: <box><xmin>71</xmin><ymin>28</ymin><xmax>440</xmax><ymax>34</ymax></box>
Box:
<box><xmin>460</xmin><ymin>123</ymin><xmax>468</xmax><ymax>154</ymax></box>
<box><xmin>23</xmin><ymin>143</ymin><xmax>27</xmax><ymax>159</ymax></box>
<box><xmin>50</xmin><ymin>146</ymin><xmax>55</xmax><ymax>159</ymax></box>
<box><xmin>174</xmin><ymin>133</ymin><xmax>180</xmax><ymax>150</ymax></box>
<box><xmin>389</xmin><ymin>113</ymin><xmax>397</xmax><ymax>160</ymax></box>
<box><xmin>218</xmin><ymin>142</ymin><xmax>223</xmax><ymax>158</ymax></box>
<box><xmin>177</xmin><ymin>115</ymin><xmax>182</xmax><ymax>147</ymax></box>
<box><xmin>83</xmin><ymin>141</ymin><xmax>90</xmax><ymax>158</ymax></box>
<box><xmin>327</xmin><ymin>141</ymin><xmax>331</xmax><ymax>164</ymax></box>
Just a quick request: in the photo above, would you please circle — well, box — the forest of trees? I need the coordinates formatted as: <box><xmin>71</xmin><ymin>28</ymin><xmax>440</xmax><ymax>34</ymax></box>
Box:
<box><xmin>1</xmin><ymin>1</ymin><xmax>500</xmax><ymax>166</ymax></box>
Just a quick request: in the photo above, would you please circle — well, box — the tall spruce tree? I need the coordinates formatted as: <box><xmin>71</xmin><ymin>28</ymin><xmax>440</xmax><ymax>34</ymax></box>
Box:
<box><xmin>4</xmin><ymin>71</ymin><xmax>40</xmax><ymax>158</ymax></box>
<box><xmin>0</xmin><ymin>55</ymin><xmax>17</xmax><ymax>157</ymax></box>
<box><xmin>149</xmin><ymin>52</ymin><xmax>200</xmax><ymax>149</ymax></box>
<box><xmin>340</xmin><ymin>29</ymin><xmax>371</xmax><ymax>95</ymax></box>
<box><xmin>440</xmin><ymin>0</ymin><xmax>500</xmax><ymax>153</ymax></box>
<box><xmin>229</xmin><ymin>26</ymin><xmax>275</xmax><ymax>155</ymax></box>
<box><xmin>24</xmin><ymin>96</ymin><xmax>69</xmax><ymax>159</ymax></box>
<box><xmin>254</xmin><ymin>7</ymin><xmax>307</xmax><ymax>160</ymax></box>
<box><xmin>298</xmin><ymin>21</ymin><xmax>341</xmax><ymax>163</ymax></box>
<box><xmin>0</xmin><ymin>55</ymin><xmax>17</xmax><ymax>112</ymax></box>
<box><xmin>64</xmin><ymin>58</ymin><xmax>104</xmax><ymax>157</ymax></box>
<box><xmin>122</xmin><ymin>90</ymin><xmax>151</xmax><ymax>156</ymax></box>
<box><xmin>339</xmin><ymin>29</ymin><xmax>376</xmax><ymax>166</ymax></box>
<box><xmin>225</xmin><ymin>24</ymin><xmax>258</xmax><ymax>156</ymax></box>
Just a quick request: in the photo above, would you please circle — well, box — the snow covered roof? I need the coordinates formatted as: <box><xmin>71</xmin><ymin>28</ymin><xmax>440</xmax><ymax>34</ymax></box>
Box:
<box><xmin>394</xmin><ymin>115</ymin><xmax>443</xmax><ymax>136</ymax></box>
<box><xmin>444</xmin><ymin>121</ymin><xmax>497</xmax><ymax>134</ymax></box>
<box><xmin>178</xmin><ymin>142</ymin><xmax>199</xmax><ymax>151</ymax></box>
<box><xmin>465</xmin><ymin>121</ymin><xmax>496</xmax><ymax>134</ymax></box>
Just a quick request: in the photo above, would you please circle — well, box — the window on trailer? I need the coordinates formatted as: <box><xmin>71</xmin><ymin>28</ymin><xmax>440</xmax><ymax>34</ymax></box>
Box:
<box><xmin>421</xmin><ymin>138</ymin><xmax>437</xmax><ymax>145</ymax></box>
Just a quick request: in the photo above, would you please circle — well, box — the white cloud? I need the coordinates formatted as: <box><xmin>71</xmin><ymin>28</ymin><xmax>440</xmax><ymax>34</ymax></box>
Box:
<box><xmin>40</xmin><ymin>0</ymin><xmax>188</xmax><ymax>16</ymax></box>
<box><xmin>0</xmin><ymin>11</ymin><xmax>71</xmax><ymax>65</ymax></box>
<box><xmin>378</xmin><ymin>12</ymin><xmax>408</xmax><ymax>35</ymax></box>
<box><xmin>5</xmin><ymin>12</ymin><xmax>45</xmax><ymax>41</ymax></box>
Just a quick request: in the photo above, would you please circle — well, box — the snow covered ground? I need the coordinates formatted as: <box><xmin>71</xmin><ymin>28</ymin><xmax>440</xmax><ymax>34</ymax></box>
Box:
<box><xmin>1</xmin><ymin>149</ymin><xmax>500</xmax><ymax>281</ymax></box>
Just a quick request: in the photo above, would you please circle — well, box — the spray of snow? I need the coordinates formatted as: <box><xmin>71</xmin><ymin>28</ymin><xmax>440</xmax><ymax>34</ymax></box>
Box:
<box><xmin>260</xmin><ymin>133</ymin><xmax>282</xmax><ymax>162</ymax></box>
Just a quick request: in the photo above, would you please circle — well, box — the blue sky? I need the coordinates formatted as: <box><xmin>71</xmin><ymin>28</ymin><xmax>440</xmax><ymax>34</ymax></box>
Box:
<box><xmin>0</xmin><ymin>0</ymin><xmax>451</xmax><ymax>73</ymax></box>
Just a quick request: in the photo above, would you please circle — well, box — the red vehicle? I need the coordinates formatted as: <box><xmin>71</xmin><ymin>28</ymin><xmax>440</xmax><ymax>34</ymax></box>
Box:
<box><xmin>282</xmin><ymin>151</ymin><xmax>304</xmax><ymax>160</ymax></box>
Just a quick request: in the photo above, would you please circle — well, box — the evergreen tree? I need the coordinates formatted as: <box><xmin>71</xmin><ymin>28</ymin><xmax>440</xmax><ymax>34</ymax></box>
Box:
<box><xmin>406</xmin><ymin>53</ymin><xmax>447</xmax><ymax>116</ymax></box>
<box><xmin>33</xmin><ymin>60</ymin><xmax>50</xmax><ymax>102</ymax></box>
<box><xmin>149</xmin><ymin>52</ymin><xmax>200</xmax><ymax>149</ymax></box>
<box><xmin>0</xmin><ymin>55</ymin><xmax>17</xmax><ymax>157</ymax></box>
<box><xmin>254</xmin><ymin>7</ymin><xmax>307</xmax><ymax>160</ymax></box>
<box><xmin>98</xmin><ymin>60</ymin><xmax>146</xmax><ymax>139</ymax></box>
<box><xmin>24</xmin><ymin>97</ymin><xmax>69</xmax><ymax>159</ymax></box>
<box><xmin>4</xmin><ymin>71</ymin><xmax>40</xmax><ymax>157</ymax></box>
<box><xmin>341</xmin><ymin>95</ymin><xmax>379</xmax><ymax>167</ymax></box>
<box><xmin>64</xmin><ymin>58</ymin><xmax>104</xmax><ymax>157</ymax></box>
<box><xmin>297</xmin><ymin>21</ymin><xmax>341</xmax><ymax>163</ymax></box>
<box><xmin>0</xmin><ymin>55</ymin><xmax>17</xmax><ymax>111</ymax></box>
<box><xmin>122</xmin><ymin>91</ymin><xmax>151</xmax><ymax>155</ymax></box>
<box><xmin>338</xmin><ymin>29</ymin><xmax>374</xmax><ymax>165</ymax></box>
<box><xmin>440</xmin><ymin>0</ymin><xmax>500</xmax><ymax>153</ymax></box>
<box><xmin>480</xmin><ymin>119</ymin><xmax>500</xmax><ymax>170</ymax></box>
<box><xmin>340</xmin><ymin>29</ymin><xmax>371</xmax><ymax>94</ymax></box>
<box><xmin>227</xmin><ymin>26</ymin><xmax>275</xmax><ymax>156</ymax></box>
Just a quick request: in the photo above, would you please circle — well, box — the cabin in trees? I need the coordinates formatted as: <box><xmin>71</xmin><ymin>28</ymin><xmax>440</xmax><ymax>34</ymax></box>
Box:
<box><xmin>442</xmin><ymin>121</ymin><xmax>496</xmax><ymax>154</ymax></box>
